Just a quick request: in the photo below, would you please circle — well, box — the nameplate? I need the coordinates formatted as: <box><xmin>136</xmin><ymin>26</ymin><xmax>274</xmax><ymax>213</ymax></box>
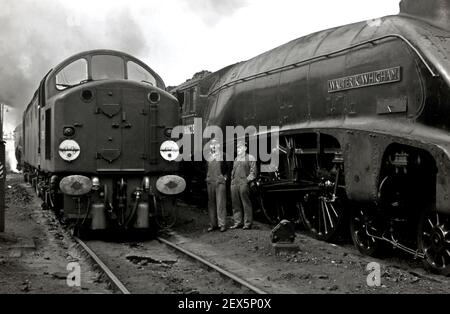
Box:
<box><xmin>328</xmin><ymin>66</ymin><xmax>401</xmax><ymax>93</ymax></box>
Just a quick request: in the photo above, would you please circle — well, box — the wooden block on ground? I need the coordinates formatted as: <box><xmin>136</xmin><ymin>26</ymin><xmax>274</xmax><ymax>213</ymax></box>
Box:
<box><xmin>272</xmin><ymin>243</ymin><xmax>300</xmax><ymax>255</ymax></box>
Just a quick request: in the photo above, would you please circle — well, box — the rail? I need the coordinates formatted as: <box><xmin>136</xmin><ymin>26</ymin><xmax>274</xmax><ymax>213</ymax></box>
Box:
<box><xmin>157</xmin><ymin>237</ymin><xmax>268</xmax><ymax>294</ymax></box>
<box><xmin>75</xmin><ymin>235</ymin><xmax>268</xmax><ymax>294</ymax></box>
<box><xmin>74</xmin><ymin>237</ymin><xmax>131</xmax><ymax>294</ymax></box>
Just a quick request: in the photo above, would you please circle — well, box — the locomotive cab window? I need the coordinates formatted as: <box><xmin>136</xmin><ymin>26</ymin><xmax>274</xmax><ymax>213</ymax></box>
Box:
<box><xmin>181</xmin><ymin>88</ymin><xmax>195</xmax><ymax>114</ymax></box>
<box><xmin>127</xmin><ymin>61</ymin><xmax>156</xmax><ymax>86</ymax></box>
<box><xmin>92</xmin><ymin>55</ymin><xmax>125</xmax><ymax>80</ymax></box>
<box><xmin>55</xmin><ymin>59</ymin><xmax>88</xmax><ymax>90</ymax></box>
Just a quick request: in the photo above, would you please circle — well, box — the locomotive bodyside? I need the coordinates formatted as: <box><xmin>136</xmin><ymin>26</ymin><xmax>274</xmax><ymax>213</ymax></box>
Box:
<box><xmin>182</xmin><ymin>1</ymin><xmax>450</xmax><ymax>274</ymax></box>
<box><xmin>208</xmin><ymin>15</ymin><xmax>443</xmax><ymax>204</ymax></box>
<box><xmin>22</xmin><ymin>50</ymin><xmax>184</xmax><ymax>235</ymax></box>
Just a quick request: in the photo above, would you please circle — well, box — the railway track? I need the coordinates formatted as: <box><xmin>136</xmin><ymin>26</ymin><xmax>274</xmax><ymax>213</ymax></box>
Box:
<box><xmin>16</xmin><ymin>173</ymin><xmax>449</xmax><ymax>294</ymax></box>
<box><xmin>157</xmin><ymin>237</ymin><xmax>268</xmax><ymax>294</ymax></box>
<box><xmin>73</xmin><ymin>235</ymin><xmax>267</xmax><ymax>294</ymax></box>
<box><xmin>74</xmin><ymin>237</ymin><xmax>131</xmax><ymax>294</ymax></box>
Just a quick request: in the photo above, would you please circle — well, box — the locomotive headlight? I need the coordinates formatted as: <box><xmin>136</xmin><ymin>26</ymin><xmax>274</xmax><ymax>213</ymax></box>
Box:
<box><xmin>63</xmin><ymin>126</ymin><xmax>75</xmax><ymax>137</ymax></box>
<box><xmin>164</xmin><ymin>128</ymin><xmax>173</xmax><ymax>138</ymax></box>
<box><xmin>91</xmin><ymin>177</ymin><xmax>101</xmax><ymax>191</ymax></box>
<box><xmin>148</xmin><ymin>92</ymin><xmax>160</xmax><ymax>104</ymax></box>
<box><xmin>58</xmin><ymin>140</ymin><xmax>81</xmax><ymax>162</ymax></box>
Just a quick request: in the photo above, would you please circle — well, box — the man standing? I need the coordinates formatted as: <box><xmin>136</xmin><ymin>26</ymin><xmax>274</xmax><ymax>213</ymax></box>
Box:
<box><xmin>231</xmin><ymin>140</ymin><xmax>257</xmax><ymax>230</ymax></box>
<box><xmin>206</xmin><ymin>139</ymin><xmax>229</xmax><ymax>232</ymax></box>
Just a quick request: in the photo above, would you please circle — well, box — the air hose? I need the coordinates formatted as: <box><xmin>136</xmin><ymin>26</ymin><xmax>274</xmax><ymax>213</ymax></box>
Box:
<box><xmin>125</xmin><ymin>193</ymin><xmax>140</xmax><ymax>228</ymax></box>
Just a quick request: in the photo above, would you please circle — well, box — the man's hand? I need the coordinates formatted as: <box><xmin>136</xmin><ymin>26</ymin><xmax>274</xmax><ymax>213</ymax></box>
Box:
<box><xmin>218</xmin><ymin>175</ymin><xmax>227</xmax><ymax>183</ymax></box>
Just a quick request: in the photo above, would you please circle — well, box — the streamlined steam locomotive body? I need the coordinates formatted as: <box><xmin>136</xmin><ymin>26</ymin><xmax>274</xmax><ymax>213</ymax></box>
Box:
<box><xmin>175</xmin><ymin>0</ymin><xmax>450</xmax><ymax>274</ymax></box>
<box><xmin>21</xmin><ymin>50</ymin><xmax>184</xmax><ymax>236</ymax></box>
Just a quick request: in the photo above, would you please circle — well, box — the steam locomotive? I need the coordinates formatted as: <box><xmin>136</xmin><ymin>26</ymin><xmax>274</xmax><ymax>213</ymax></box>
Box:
<box><xmin>20</xmin><ymin>49</ymin><xmax>185</xmax><ymax>237</ymax></box>
<box><xmin>173</xmin><ymin>0</ymin><xmax>450</xmax><ymax>274</ymax></box>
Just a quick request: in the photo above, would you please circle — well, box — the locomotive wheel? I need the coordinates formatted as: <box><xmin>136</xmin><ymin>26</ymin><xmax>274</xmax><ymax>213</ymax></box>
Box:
<box><xmin>350</xmin><ymin>207</ymin><xmax>384</xmax><ymax>256</ymax></box>
<box><xmin>300</xmin><ymin>187</ymin><xmax>345</xmax><ymax>241</ymax></box>
<box><xmin>257</xmin><ymin>193</ymin><xmax>283</xmax><ymax>225</ymax></box>
<box><xmin>418</xmin><ymin>209</ymin><xmax>450</xmax><ymax>276</ymax></box>
<box><xmin>260</xmin><ymin>197</ymin><xmax>280</xmax><ymax>225</ymax></box>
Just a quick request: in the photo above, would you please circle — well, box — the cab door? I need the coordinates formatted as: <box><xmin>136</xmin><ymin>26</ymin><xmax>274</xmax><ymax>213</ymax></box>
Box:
<box><xmin>39</xmin><ymin>72</ymin><xmax>50</xmax><ymax>169</ymax></box>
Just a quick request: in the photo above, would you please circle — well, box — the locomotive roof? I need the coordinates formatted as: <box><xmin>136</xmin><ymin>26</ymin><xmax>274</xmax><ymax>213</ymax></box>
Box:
<box><xmin>171</xmin><ymin>74</ymin><xmax>210</xmax><ymax>92</ymax></box>
<box><xmin>49</xmin><ymin>49</ymin><xmax>166</xmax><ymax>89</ymax></box>
<box><xmin>172</xmin><ymin>63</ymin><xmax>242</xmax><ymax>93</ymax></box>
<box><xmin>209</xmin><ymin>14</ymin><xmax>450</xmax><ymax>95</ymax></box>
<box><xmin>23</xmin><ymin>49</ymin><xmax>167</xmax><ymax>115</ymax></box>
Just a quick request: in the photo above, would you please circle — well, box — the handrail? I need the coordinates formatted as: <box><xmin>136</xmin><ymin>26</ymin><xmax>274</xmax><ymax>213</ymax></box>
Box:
<box><xmin>209</xmin><ymin>34</ymin><xmax>438</xmax><ymax>96</ymax></box>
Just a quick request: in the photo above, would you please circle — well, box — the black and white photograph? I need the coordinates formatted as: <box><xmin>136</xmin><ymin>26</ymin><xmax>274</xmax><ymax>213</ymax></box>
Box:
<box><xmin>1</xmin><ymin>0</ymin><xmax>450</xmax><ymax>301</ymax></box>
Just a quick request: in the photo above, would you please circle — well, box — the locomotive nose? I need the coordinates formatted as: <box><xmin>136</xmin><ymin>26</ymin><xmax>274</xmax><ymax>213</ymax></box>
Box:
<box><xmin>92</xmin><ymin>83</ymin><xmax>179</xmax><ymax>172</ymax></box>
<box><xmin>94</xmin><ymin>85</ymin><xmax>154</xmax><ymax>171</ymax></box>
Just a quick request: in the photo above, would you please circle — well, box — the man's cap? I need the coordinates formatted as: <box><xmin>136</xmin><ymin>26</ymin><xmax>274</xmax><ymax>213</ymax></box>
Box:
<box><xmin>236</xmin><ymin>140</ymin><xmax>247</xmax><ymax>148</ymax></box>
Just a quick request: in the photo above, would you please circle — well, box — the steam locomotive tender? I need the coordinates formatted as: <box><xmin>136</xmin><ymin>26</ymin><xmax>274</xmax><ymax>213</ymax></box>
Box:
<box><xmin>175</xmin><ymin>0</ymin><xmax>450</xmax><ymax>274</ymax></box>
<box><xmin>22</xmin><ymin>50</ymin><xmax>184</xmax><ymax>236</ymax></box>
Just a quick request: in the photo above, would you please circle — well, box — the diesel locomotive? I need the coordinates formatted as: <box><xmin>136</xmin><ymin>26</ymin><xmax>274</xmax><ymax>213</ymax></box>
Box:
<box><xmin>21</xmin><ymin>49</ymin><xmax>185</xmax><ymax>236</ymax></box>
<box><xmin>173</xmin><ymin>0</ymin><xmax>450</xmax><ymax>274</ymax></box>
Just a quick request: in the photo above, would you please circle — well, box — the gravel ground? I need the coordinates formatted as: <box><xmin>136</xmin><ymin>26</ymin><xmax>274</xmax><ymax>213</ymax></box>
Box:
<box><xmin>170</xmin><ymin>202</ymin><xmax>450</xmax><ymax>294</ymax></box>
<box><xmin>0</xmin><ymin>174</ymin><xmax>110</xmax><ymax>294</ymax></box>
<box><xmin>2</xmin><ymin>173</ymin><xmax>449</xmax><ymax>294</ymax></box>
<box><xmin>85</xmin><ymin>239</ymin><xmax>252</xmax><ymax>294</ymax></box>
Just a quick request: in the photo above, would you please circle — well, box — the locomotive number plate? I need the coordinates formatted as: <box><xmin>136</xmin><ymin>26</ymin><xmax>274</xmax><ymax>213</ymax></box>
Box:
<box><xmin>376</xmin><ymin>97</ymin><xmax>408</xmax><ymax>114</ymax></box>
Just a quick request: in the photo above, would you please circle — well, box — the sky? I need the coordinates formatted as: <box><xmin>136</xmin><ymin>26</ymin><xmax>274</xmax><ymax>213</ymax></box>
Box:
<box><xmin>0</xmin><ymin>0</ymin><xmax>400</xmax><ymax>131</ymax></box>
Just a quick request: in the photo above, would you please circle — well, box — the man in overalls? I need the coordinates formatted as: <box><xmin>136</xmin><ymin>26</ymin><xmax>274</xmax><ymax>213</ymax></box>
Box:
<box><xmin>230</xmin><ymin>141</ymin><xmax>257</xmax><ymax>230</ymax></box>
<box><xmin>206</xmin><ymin>139</ymin><xmax>229</xmax><ymax>232</ymax></box>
